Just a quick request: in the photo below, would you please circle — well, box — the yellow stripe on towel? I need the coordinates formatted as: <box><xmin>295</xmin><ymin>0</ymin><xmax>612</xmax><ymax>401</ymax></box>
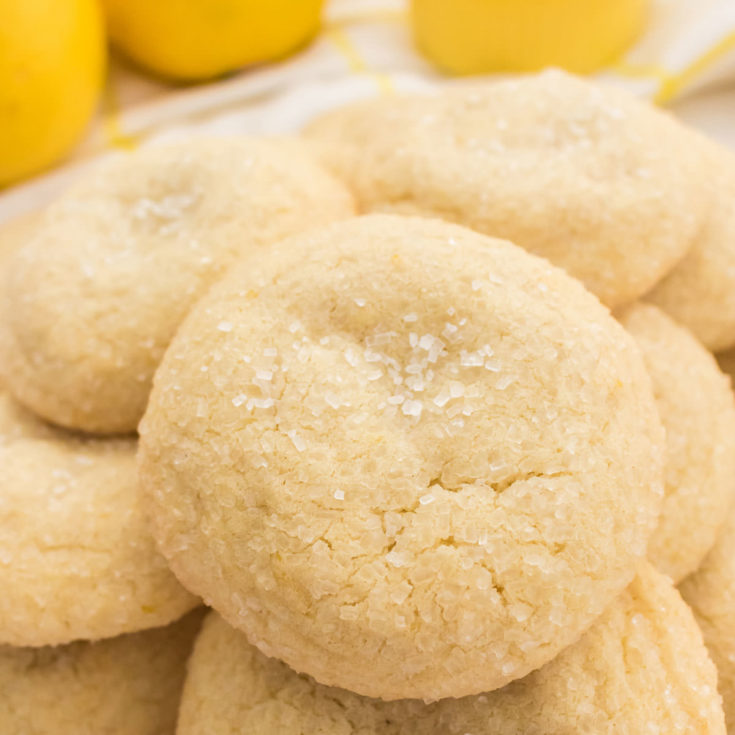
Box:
<box><xmin>654</xmin><ymin>30</ymin><xmax>735</xmax><ymax>103</ymax></box>
<box><xmin>324</xmin><ymin>24</ymin><xmax>395</xmax><ymax>95</ymax></box>
<box><xmin>102</xmin><ymin>75</ymin><xmax>139</xmax><ymax>151</ymax></box>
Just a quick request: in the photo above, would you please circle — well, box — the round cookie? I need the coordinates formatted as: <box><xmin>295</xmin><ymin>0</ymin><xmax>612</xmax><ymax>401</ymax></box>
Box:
<box><xmin>0</xmin><ymin>608</ymin><xmax>203</xmax><ymax>735</ymax></box>
<box><xmin>140</xmin><ymin>214</ymin><xmax>665</xmax><ymax>700</ymax></box>
<box><xmin>178</xmin><ymin>564</ymin><xmax>725</xmax><ymax>735</ymax></box>
<box><xmin>0</xmin><ymin>137</ymin><xmax>355</xmax><ymax>434</ymax></box>
<box><xmin>0</xmin><ymin>389</ymin><xmax>198</xmax><ymax>647</ymax></box>
<box><xmin>647</xmin><ymin>142</ymin><xmax>735</xmax><ymax>352</ymax></box>
<box><xmin>680</xmin><ymin>509</ymin><xmax>735</xmax><ymax>731</ymax></box>
<box><xmin>305</xmin><ymin>69</ymin><xmax>707</xmax><ymax>308</ymax></box>
<box><xmin>618</xmin><ymin>303</ymin><xmax>735</xmax><ymax>581</ymax></box>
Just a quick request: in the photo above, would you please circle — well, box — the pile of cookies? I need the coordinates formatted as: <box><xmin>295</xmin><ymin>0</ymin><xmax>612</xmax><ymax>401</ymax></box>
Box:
<box><xmin>1</xmin><ymin>69</ymin><xmax>735</xmax><ymax>734</ymax></box>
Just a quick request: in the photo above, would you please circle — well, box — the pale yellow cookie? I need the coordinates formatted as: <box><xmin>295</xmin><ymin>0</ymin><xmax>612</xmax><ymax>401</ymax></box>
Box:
<box><xmin>647</xmin><ymin>143</ymin><xmax>735</xmax><ymax>352</ymax></box>
<box><xmin>140</xmin><ymin>214</ymin><xmax>664</xmax><ymax>700</ymax></box>
<box><xmin>680</xmin><ymin>509</ymin><xmax>735</xmax><ymax>731</ymax></box>
<box><xmin>0</xmin><ymin>387</ymin><xmax>198</xmax><ymax>646</ymax></box>
<box><xmin>305</xmin><ymin>69</ymin><xmax>706</xmax><ymax>308</ymax></box>
<box><xmin>0</xmin><ymin>138</ymin><xmax>355</xmax><ymax>434</ymax></box>
<box><xmin>618</xmin><ymin>303</ymin><xmax>735</xmax><ymax>581</ymax></box>
<box><xmin>178</xmin><ymin>564</ymin><xmax>725</xmax><ymax>735</ymax></box>
<box><xmin>0</xmin><ymin>609</ymin><xmax>203</xmax><ymax>735</ymax></box>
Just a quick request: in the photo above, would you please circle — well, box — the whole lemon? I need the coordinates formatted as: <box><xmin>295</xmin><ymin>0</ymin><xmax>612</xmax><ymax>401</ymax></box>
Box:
<box><xmin>103</xmin><ymin>0</ymin><xmax>325</xmax><ymax>81</ymax></box>
<box><xmin>412</xmin><ymin>0</ymin><xmax>648</xmax><ymax>75</ymax></box>
<box><xmin>0</xmin><ymin>0</ymin><xmax>105</xmax><ymax>187</ymax></box>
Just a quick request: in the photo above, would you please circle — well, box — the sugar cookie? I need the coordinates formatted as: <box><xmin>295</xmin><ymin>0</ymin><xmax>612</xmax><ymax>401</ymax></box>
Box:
<box><xmin>178</xmin><ymin>565</ymin><xmax>725</xmax><ymax>735</ymax></box>
<box><xmin>647</xmin><ymin>143</ymin><xmax>735</xmax><ymax>351</ymax></box>
<box><xmin>618</xmin><ymin>303</ymin><xmax>735</xmax><ymax>581</ymax></box>
<box><xmin>0</xmin><ymin>609</ymin><xmax>202</xmax><ymax>735</ymax></box>
<box><xmin>0</xmin><ymin>138</ymin><xmax>355</xmax><ymax>434</ymax></box>
<box><xmin>305</xmin><ymin>70</ymin><xmax>706</xmax><ymax>308</ymax></box>
<box><xmin>140</xmin><ymin>214</ymin><xmax>664</xmax><ymax>700</ymax></box>
<box><xmin>0</xmin><ymin>389</ymin><xmax>198</xmax><ymax>646</ymax></box>
<box><xmin>680</xmin><ymin>509</ymin><xmax>735</xmax><ymax>731</ymax></box>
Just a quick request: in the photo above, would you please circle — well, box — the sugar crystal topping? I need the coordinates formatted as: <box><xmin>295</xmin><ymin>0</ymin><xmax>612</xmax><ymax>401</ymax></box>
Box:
<box><xmin>220</xmin><ymin>299</ymin><xmax>522</xmax><ymax>445</ymax></box>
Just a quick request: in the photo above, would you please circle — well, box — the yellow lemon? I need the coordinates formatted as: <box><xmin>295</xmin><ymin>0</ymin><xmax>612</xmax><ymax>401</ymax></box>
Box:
<box><xmin>0</xmin><ymin>0</ymin><xmax>105</xmax><ymax>187</ymax></box>
<box><xmin>103</xmin><ymin>0</ymin><xmax>325</xmax><ymax>81</ymax></box>
<box><xmin>412</xmin><ymin>0</ymin><xmax>648</xmax><ymax>75</ymax></box>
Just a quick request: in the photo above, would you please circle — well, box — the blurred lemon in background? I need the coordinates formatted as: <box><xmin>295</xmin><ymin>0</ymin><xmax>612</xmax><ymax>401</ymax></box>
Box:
<box><xmin>412</xmin><ymin>0</ymin><xmax>648</xmax><ymax>75</ymax></box>
<box><xmin>102</xmin><ymin>0</ymin><xmax>325</xmax><ymax>81</ymax></box>
<box><xmin>0</xmin><ymin>0</ymin><xmax>105</xmax><ymax>187</ymax></box>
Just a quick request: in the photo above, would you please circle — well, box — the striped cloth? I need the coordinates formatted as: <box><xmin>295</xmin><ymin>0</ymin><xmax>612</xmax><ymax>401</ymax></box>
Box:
<box><xmin>2</xmin><ymin>0</ymin><xmax>734</xmax><ymax>222</ymax></box>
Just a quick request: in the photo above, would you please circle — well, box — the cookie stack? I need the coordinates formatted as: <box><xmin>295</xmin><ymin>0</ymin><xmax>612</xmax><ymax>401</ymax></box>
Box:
<box><xmin>0</xmin><ymin>138</ymin><xmax>355</xmax><ymax>733</ymax></box>
<box><xmin>1</xmin><ymin>70</ymin><xmax>735</xmax><ymax>734</ymax></box>
<box><xmin>0</xmin><ymin>386</ymin><xmax>202</xmax><ymax>733</ymax></box>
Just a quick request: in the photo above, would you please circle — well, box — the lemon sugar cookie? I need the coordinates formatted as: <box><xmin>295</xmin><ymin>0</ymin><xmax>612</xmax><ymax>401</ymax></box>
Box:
<box><xmin>140</xmin><ymin>215</ymin><xmax>664</xmax><ymax>700</ymax></box>
<box><xmin>0</xmin><ymin>138</ymin><xmax>355</xmax><ymax>434</ymax></box>
<box><xmin>0</xmin><ymin>389</ymin><xmax>198</xmax><ymax>647</ymax></box>
<box><xmin>647</xmin><ymin>144</ymin><xmax>735</xmax><ymax>352</ymax></box>
<box><xmin>305</xmin><ymin>70</ymin><xmax>707</xmax><ymax>308</ymax></box>
<box><xmin>177</xmin><ymin>565</ymin><xmax>725</xmax><ymax>735</ymax></box>
<box><xmin>619</xmin><ymin>303</ymin><xmax>735</xmax><ymax>581</ymax></box>
<box><xmin>680</xmin><ymin>510</ymin><xmax>735</xmax><ymax>732</ymax></box>
<box><xmin>0</xmin><ymin>609</ymin><xmax>203</xmax><ymax>735</ymax></box>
